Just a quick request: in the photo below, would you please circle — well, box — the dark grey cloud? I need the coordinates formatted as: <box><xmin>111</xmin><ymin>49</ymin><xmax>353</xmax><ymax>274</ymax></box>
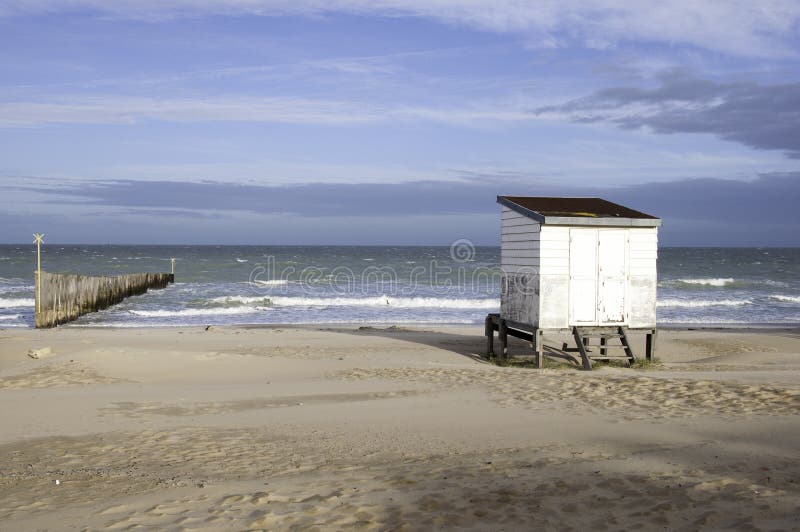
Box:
<box><xmin>537</xmin><ymin>74</ymin><xmax>800</xmax><ymax>158</ymax></box>
<box><xmin>13</xmin><ymin>179</ymin><xmax>505</xmax><ymax>217</ymax></box>
<box><xmin>608</xmin><ymin>172</ymin><xmax>800</xmax><ymax>225</ymax></box>
<box><xmin>5</xmin><ymin>172</ymin><xmax>800</xmax><ymax>246</ymax></box>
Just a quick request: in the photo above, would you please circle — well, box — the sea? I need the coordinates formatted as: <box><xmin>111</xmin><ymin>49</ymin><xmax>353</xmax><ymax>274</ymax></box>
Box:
<box><xmin>1</xmin><ymin>245</ymin><xmax>799</xmax><ymax>328</ymax></box>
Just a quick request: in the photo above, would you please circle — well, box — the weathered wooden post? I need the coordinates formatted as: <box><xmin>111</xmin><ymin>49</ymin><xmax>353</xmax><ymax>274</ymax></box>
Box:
<box><xmin>498</xmin><ymin>319</ymin><xmax>509</xmax><ymax>360</ymax></box>
<box><xmin>171</xmin><ymin>257</ymin><xmax>175</xmax><ymax>275</ymax></box>
<box><xmin>33</xmin><ymin>233</ymin><xmax>44</xmax><ymax>316</ymax></box>
<box><xmin>484</xmin><ymin>314</ymin><xmax>495</xmax><ymax>357</ymax></box>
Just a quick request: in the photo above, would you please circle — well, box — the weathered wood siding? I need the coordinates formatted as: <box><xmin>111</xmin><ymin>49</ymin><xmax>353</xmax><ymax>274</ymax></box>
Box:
<box><xmin>35</xmin><ymin>271</ymin><xmax>174</xmax><ymax>328</ymax></box>
<box><xmin>500</xmin><ymin>206</ymin><xmax>541</xmax><ymax>326</ymax></box>
<box><xmin>627</xmin><ymin>227</ymin><xmax>658</xmax><ymax>328</ymax></box>
<box><xmin>500</xmin><ymin>206</ymin><xmax>541</xmax><ymax>272</ymax></box>
<box><xmin>535</xmin><ymin>225</ymin><xmax>571</xmax><ymax>328</ymax></box>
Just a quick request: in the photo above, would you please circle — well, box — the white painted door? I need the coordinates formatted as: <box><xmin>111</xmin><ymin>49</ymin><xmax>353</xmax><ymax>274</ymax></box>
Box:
<box><xmin>569</xmin><ymin>229</ymin><xmax>598</xmax><ymax>324</ymax></box>
<box><xmin>570</xmin><ymin>228</ymin><xmax>629</xmax><ymax>326</ymax></box>
<box><xmin>598</xmin><ymin>230</ymin><xmax>628</xmax><ymax>324</ymax></box>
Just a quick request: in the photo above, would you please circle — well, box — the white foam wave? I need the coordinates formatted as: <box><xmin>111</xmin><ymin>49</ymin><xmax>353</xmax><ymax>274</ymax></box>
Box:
<box><xmin>658</xmin><ymin>317</ymin><xmax>800</xmax><ymax>325</ymax></box>
<box><xmin>657</xmin><ymin>318</ymin><xmax>755</xmax><ymax>325</ymax></box>
<box><xmin>675</xmin><ymin>278</ymin><xmax>735</xmax><ymax>287</ymax></box>
<box><xmin>236</xmin><ymin>258</ymin><xmax>248</xmax><ymax>263</ymax></box>
<box><xmin>252</xmin><ymin>280</ymin><xmax>289</xmax><ymax>286</ymax></box>
<box><xmin>75</xmin><ymin>318</ymin><xmax>479</xmax><ymax>327</ymax></box>
<box><xmin>0</xmin><ymin>298</ymin><xmax>35</xmax><ymax>308</ymax></box>
<box><xmin>770</xmin><ymin>295</ymin><xmax>800</xmax><ymax>303</ymax></box>
<box><xmin>269</xmin><ymin>296</ymin><xmax>498</xmax><ymax>309</ymax></box>
<box><xmin>0</xmin><ymin>314</ymin><xmax>21</xmax><ymax>320</ymax></box>
<box><xmin>129</xmin><ymin>306</ymin><xmax>270</xmax><ymax>318</ymax></box>
<box><xmin>209</xmin><ymin>296</ymin><xmax>272</xmax><ymax>305</ymax></box>
<box><xmin>657</xmin><ymin>299</ymin><xmax>752</xmax><ymax>308</ymax></box>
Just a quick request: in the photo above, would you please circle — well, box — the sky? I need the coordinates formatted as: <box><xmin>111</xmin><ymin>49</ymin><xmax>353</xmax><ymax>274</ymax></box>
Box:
<box><xmin>1</xmin><ymin>1</ymin><xmax>799</xmax><ymax>246</ymax></box>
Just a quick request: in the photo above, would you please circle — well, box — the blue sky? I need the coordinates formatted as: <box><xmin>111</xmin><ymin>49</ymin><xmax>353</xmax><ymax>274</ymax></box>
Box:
<box><xmin>1</xmin><ymin>1</ymin><xmax>799</xmax><ymax>245</ymax></box>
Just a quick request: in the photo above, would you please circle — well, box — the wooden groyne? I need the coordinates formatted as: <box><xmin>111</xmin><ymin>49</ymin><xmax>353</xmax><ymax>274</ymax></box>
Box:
<box><xmin>35</xmin><ymin>271</ymin><xmax>174</xmax><ymax>328</ymax></box>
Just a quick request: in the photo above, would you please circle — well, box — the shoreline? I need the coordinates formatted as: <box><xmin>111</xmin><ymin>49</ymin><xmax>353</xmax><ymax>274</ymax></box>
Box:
<box><xmin>6</xmin><ymin>321</ymin><xmax>800</xmax><ymax>332</ymax></box>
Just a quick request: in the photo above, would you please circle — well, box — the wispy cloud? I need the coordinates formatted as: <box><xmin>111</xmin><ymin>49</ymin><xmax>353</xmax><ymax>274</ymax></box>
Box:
<box><xmin>0</xmin><ymin>96</ymin><xmax>382</xmax><ymax>126</ymax></box>
<box><xmin>2</xmin><ymin>1</ymin><xmax>798</xmax><ymax>58</ymax></box>
<box><xmin>0</xmin><ymin>94</ymin><xmax>539</xmax><ymax>127</ymax></box>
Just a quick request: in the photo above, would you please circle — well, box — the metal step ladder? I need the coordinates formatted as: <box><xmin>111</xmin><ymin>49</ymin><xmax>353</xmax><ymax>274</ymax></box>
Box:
<box><xmin>562</xmin><ymin>326</ymin><xmax>636</xmax><ymax>370</ymax></box>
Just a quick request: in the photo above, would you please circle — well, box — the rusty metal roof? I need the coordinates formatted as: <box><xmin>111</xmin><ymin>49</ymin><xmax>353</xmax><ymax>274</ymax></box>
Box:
<box><xmin>498</xmin><ymin>196</ymin><xmax>660</xmax><ymax>227</ymax></box>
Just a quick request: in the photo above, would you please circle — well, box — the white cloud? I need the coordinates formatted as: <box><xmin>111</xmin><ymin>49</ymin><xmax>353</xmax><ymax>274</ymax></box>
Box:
<box><xmin>0</xmin><ymin>95</ymin><xmax>538</xmax><ymax>127</ymax></box>
<box><xmin>0</xmin><ymin>96</ymin><xmax>380</xmax><ymax>126</ymax></box>
<box><xmin>1</xmin><ymin>1</ymin><xmax>798</xmax><ymax>58</ymax></box>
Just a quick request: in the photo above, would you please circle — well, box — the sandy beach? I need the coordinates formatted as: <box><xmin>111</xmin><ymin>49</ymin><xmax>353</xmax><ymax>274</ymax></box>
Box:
<box><xmin>1</xmin><ymin>325</ymin><xmax>798</xmax><ymax>530</ymax></box>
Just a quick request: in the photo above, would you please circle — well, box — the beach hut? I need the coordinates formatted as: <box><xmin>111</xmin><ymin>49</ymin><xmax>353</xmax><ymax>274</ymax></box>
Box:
<box><xmin>486</xmin><ymin>196</ymin><xmax>661</xmax><ymax>369</ymax></box>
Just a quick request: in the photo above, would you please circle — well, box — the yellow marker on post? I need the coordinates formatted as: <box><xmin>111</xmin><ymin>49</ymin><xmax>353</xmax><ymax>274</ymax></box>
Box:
<box><xmin>33</xmin><ymin>233</ymin><xmax>44</xmax><ymax>314</ymax></box>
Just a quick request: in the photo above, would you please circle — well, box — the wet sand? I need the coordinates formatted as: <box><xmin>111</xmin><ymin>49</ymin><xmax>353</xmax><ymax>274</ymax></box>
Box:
<box><xmin>1</xmin><ymin>325</ymin><xmax>799</xmax><ymax>530</ymax></box>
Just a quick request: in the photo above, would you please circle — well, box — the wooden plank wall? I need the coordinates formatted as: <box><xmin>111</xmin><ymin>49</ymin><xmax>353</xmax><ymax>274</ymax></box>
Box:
<box><xmin>500</xmin><ymin>206</ymin><xmax>540</xmax><ymax>273</ymax></box>
<box><xmin>537</xmin><ymin>226</ymin><xmax>571</xmax><ymax>328</ymax></box>
<box><xmin>627</xmin><ymin>227</ymin><xmax>659</xmax><ymax>328</ymax></box>
<box><xmin>500</xmin><ymin>207</ymin><xmax>541</xmax><ymax>326</ymax></box>
<box><xmin>35</xmin><ymin>271</ymin><xmax>174</xmax><ymax>328</ymax></box>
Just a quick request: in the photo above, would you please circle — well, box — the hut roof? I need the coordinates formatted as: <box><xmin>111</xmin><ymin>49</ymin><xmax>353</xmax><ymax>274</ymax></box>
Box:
<box><xmin>498</xmin><ymin>196</ymin><xmax>661</xmax><ymax>227</ymax></box>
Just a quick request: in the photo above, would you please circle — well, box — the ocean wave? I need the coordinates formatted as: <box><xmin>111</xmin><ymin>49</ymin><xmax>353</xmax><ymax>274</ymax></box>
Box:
<box><xmin>208</xmin><ymin>296</ymin><xmax>273</xmax><ymax>306</ymax></box>
<box><xmin>252</xmin><ymin>280</ymin><xmax>289</xmax><ymax>286</ymax></box>
<box><xmin>269</xmin><ymin>296</ymin><xmax>498</xmax><ymax>309</ymax></box>
<box><xmin>0</xmin><ymin>298</ymin><xmax>35</xmax><ymax>308</ymax></box>
<box><xmin>0</xmin><ymin>314</ymin><xmax>21</xmax><ymax>320</ymax></box>
<box><xmin>662</xmin><ymin>277</ymin><xmax>789</xmax><ymax>289</ymax></box>
<box><xmin>770</xmin><ymin>295</ymin><xmax>800</xmax><ymax>303</ymax></box>
<box><xmin>656</xmin><ymin>318</ymin><xmax>755</xmax><ymax>325</ymax></box>
<box><xmin>0</xmin><ymin>286</ymin><xmax>33</xmax><ymax>296</ymax></box>
<box><xmin>675</xmin><ymin>278</ymin><xmax>735</xmax><ymax>287</ymax></box>
<box><xmin>657</xmin><ymin>299</ymin><xmax>752</xmax><ymax>308</ymax></box>
<box><xmin>129</xmin><ymin>306</ymin><xmax>270</xmax><ymax>318</ymax></box>
<box><xmin>75</xmin><ymin>318</ymin><xmax>480</xmax><ymax>327</ymax></box>
<box><xmin>761</xmin><ymin>279</ymin><xmax>790</xmax><ymax>288</ymax></box>
<box><xmin>204</xmin><ymin>294</ymin><xmax>498</xmax><ymax>309</ymax></box>
<box><xmin>657</xmin><ymin>317</ymin><xmax>800</xmax><ymax>325</ymax></box>
<box><xmin>236</xmin><ymin>258</ymin><xmax>248</xmax><ymax>263</ymax></box>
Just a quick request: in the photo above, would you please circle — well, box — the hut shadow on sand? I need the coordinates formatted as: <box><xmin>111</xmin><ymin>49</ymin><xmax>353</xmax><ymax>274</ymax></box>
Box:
<box><xmin>333</xmin><ymin>325</ymin><xmax>538</xmax><ymax>364</ymax></box>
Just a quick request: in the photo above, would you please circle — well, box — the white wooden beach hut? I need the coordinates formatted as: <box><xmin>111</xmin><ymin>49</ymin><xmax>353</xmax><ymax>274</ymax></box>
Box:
<box><xmin>486</xmin><ymin>196</ymin><xmax>661</xmax><ymax>369</ymax></box>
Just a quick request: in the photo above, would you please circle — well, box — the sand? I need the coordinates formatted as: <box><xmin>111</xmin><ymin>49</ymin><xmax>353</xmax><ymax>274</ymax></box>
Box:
<box><xmin>1</xmin><ymin>325</ymin><xmax>799</xmax><ymax>530</ymax></box>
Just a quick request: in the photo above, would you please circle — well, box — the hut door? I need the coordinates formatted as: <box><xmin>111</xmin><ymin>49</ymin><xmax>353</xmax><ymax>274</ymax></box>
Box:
<box><xmin>598</xmin><ymin>230</ymin><xmax>628</xmax><ymax>324</ymax></box>
<box><xmin>569</xmin><ymin>229</ymin><xmax>598</xmax><ymax>325</ymax></box>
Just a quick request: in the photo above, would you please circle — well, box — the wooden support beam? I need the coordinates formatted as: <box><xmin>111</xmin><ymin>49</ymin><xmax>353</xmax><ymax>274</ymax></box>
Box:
<box><xmin>532</xmin><ymin>328</ymin><xmax>544</xmax><ymax>368</ymax></box>
<box><xmin>499</xmin><ymin>319</ymin><xmax>509</xmax><ymax>360</ymax></box>
<box><xmin>572</xmin><ymin>327</ymin><xmax>593</xmax><ymax>371</ymax></box>
<box><xmin>645</xmin><ymin>329</ymin><xmax>657</xmax><ymax>360</ymax></box>
<box><xmin>485</xmin><ymin>314</ymin><xmax>495</xmax><ymax>358</ymax></box>
<box><xmin>618</xmin><ymin>327</ymin><xmax>636</xmax><ymax>366</ymax></box>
